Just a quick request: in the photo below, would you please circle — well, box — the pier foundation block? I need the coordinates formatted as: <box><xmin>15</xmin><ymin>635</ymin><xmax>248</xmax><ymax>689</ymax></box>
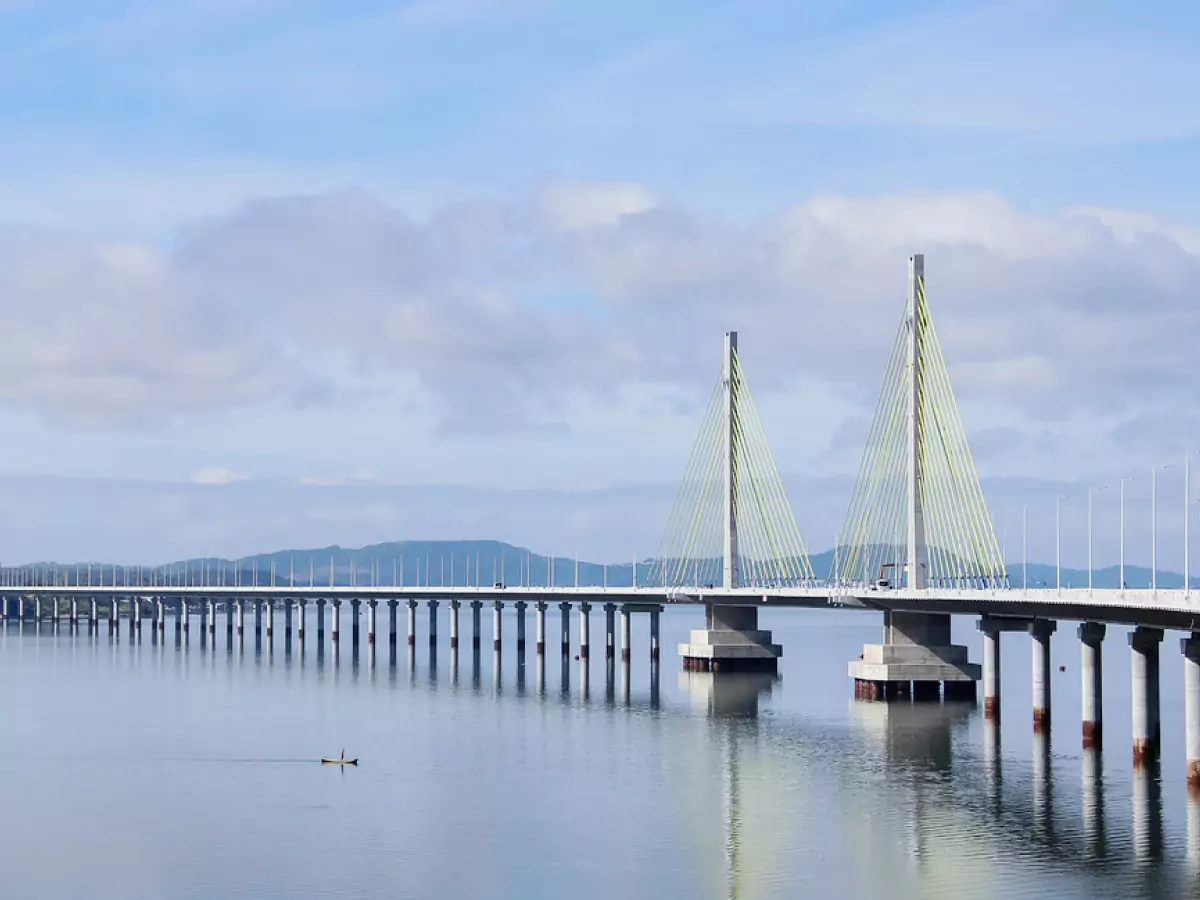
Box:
<box><xmin>849</xmin><ymin>611</ymin><xmax>978</xmax><ymax>700</ymax></box>
<box><xmin>680</xmin><ymin>604</ymin><xmax>781</xmax><ymax>673</ymax></box>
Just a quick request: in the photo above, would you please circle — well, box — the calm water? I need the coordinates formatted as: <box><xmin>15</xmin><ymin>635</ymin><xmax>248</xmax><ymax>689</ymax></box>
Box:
<box><xmin>3</xmin><ymin>606</ymin><xmax>1200</xmax><ymax>899</ymax></box>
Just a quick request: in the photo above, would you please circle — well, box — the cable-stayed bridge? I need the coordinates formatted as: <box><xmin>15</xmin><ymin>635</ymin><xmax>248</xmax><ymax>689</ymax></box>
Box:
<box><xmin>5</xmin><ymin>253</ymin><xmax>1200</xmax><ymax>788</ymax></box>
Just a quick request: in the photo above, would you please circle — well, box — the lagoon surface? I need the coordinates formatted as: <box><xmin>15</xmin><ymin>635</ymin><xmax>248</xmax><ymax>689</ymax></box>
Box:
<box><xmin>3</xmin><ymin>606</ymin><xmax>1200</xmax><ymax>899</ymax></box>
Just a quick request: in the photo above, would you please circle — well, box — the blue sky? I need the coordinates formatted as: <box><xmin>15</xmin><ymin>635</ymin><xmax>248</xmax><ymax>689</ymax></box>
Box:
<box><xmin>0</xmin><ymin>0</ymin><xmax>1199</xmax><ymax>564</ymax></box>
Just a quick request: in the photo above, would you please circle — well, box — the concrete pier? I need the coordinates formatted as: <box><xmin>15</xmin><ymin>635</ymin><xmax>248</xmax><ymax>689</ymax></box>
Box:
<box><xmin>297</xmin><ymin>599</ymin><xmax>306</xmax><ymax>643</ymax></box>
<box><xmin>265</xmin><ymin>599</ymin><xmax>274</xmax><ymax>641</ymax></box>
<box><xmin>206</xmin><ymin>599</ymin><xmax>215</xmax><ymax>639</ymax></box>
<box><xmin>254</xmin><ymin>600</ymin><xmax>262</xmax><ymax>639</ymax></box>
<box><xmin>559</xmin><ymin>601</ymin><xmax>570</xmax><ymax>656</ymax></box>
<box><xmin>471</xmin><ymin>601</ymin><xmax>482</xmax><ymax>650</ymax></box>
<box><xmin>977</xmin><ymin>618</ymin><xmax>1003</xmax><ymax>718</ymax></box>
<box><xmin>1130</xmin><ymin>626</ymin><xmax>1163</xmax><ymax>766</ymax></box>
<box><xmin>181</xmin><ymin>599</ymin><xmax>190</xmax><ymax>636</ymax></box>
<box><xmin>351</xmin><ymin>599</ymin><xmax>361</xmax><ymax>647</ymax></box>
<box><xmin>535</xmin><ymin>601</ymin><xmax>546</xmax><ymax>654</ymax></box>
<box><xmin>407</xmin><ymin>600</ymin><xmax>417</xmax><ymax>647</ymax></box>
<box><xmin>1184</xmin><ymin>634</ymin><xmax>1200</xmax><ymax>793</ymax></box>
<box><xmin>515</xmin><ymin>601</ymin><xmax>526</xmax><ymax>654</ymax></box>
<box><xmin>89</xmin><ymin>597</ymin><xmax>97</xmax><ymax>629</ymax></box>
<box><xmin>316</xmin><ymin>599</ymin><xmax>325</xmax><ymax>642</ymax></box>
<box><xmin>685</xmin><ymin>604</ymin><xmax>785</xmax><ymax>673</ymax></box>
<box><xmin>156</xmin><ymin>599</ymin><xmax>165</xmax><ymax>635</ymax></box>
<box><xmin>620</xmin><ymin>605</ymin><xmax>631</xmax><ymax>662</ymax></box>
<box><xmin>579</xmin><ymin>602</ymin><xmax>591</xmax><ymax>659</ymax></box>
<box><xmin>650</xmin><ymin>608</ymin><xmax>661</xmax><ymax>662</ymax></box>
<box><xmin>1030</xmin><ymin>619</ymin><xmax>1056</xmax><ymax>732</ymax></box>
<box><xmin>493</xmin><ymin>600</ymin><xmax>503</xmax><ymax>651</ymax></box>
<box><xmin>605</xmin><ymin>603</ymin><xmax>616</xmax><ymax>660</ymax></box>
<box><xmin>1180</xmin><ymin>633</ymin><xmax>1200</xmax><ymax>796</ymax></box>
<box><xmin>388</xmin><ymin>599</ymin><xmax>398</xmax><ymax>646</ymax></box>
<box><xmin>367</xmin><ymin>599</ymin><xmax>377</xmax><ymax>645</ymax></box>
<box><xmin>1079</xmin><ymin>622</ymin><xmax>1105</xmax><ymax>748</ymax></box>
<box><xmin>284</xmin><ymin>599</ymin><xmax>293</xmax><ymax>643</ymax></box>
<box><xmin>428</xmin><ymin>600</ymin><xmax>439</xmax><ymax>646</ymax></box>
<box><xmin>331</xmin><ymin>599</ymin><xmax>341</xmax><ymax>643</ymax></box>
<box><xmin>70</xmin><ymin>596</ymin><xmax>79</xmax><ymax>626</ymax></box>
<box><xmin>449</xmin><ymin>599</ymin><xmax>460</xmax><ymax>649</ymax></box>
<box><xmin>236</xmin><ymin>599</ymin><xmax>245</xmax><ymax>637</ymax></box>
<box><xmin>850</xmin><ymin>611</ymin><xmax>975</xmax><ymax>696</ymax></box>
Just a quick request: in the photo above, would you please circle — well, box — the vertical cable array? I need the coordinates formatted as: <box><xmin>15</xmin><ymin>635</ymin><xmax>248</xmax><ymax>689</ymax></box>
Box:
<box><xmin>651</xmin><ymin>346</ymin><xmax>816</xmax><ymax>588</ymax></box>
<box><xmin>836</xmin><ymin>268</ymin><xmax>1008</xmax><ymax>588</ymax></box>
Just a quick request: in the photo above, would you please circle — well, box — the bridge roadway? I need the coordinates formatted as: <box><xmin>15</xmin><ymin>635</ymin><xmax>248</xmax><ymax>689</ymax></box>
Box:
<box><xmin>4</xmin><ymin>584</ymin><xmax>1200</xmax><ymax>630</ymax></box>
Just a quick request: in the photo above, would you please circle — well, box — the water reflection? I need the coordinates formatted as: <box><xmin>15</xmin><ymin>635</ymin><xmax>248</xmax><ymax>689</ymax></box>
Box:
<box><xmin>8</xmin><ymin>620</ymin><xmax>1200</xmax><ymax>899</ymax></box>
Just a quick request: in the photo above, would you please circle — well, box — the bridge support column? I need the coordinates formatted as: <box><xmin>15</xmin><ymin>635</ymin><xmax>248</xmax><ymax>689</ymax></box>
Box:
<box><xmin>493</xmin><ymin>600</ymin><xmax>503</xmax><ymax>651</ymax></box>
<box><xmin>579</xmin><ymin>602</ymin><xmax>591</xmax><ymax>659</ymax></box>
<box><xmin>979</xmin><ymin>622</ymin><xmax>1001</xmax><ymax>718</ymax></box>
<box><xmin>449</xmin><ymin>599</ymin><xmax>460</xmax><ymax>649</ymax></box>
<box><xmin>367</xmin><ymin>599</ymin><xmax>377</xmax><ymax>645</ymax></box>
<box><xmin>1183</xmin><ymin>633</ymin><xmax>1200</xmax><ymax>793</ymax></box>
<box><xmin>89</xmin><ymin>597</ymin><xmax>97</xmax><ymax>630</ymax></box>
<box><xmin>70</xmin><ymin>596</ymin><xmax>79</xmax><ymax>627</ymax></box>
<box><xmin>428</xmin><ymin>600</ymin><xmax>439</xmax><ymax>647</ymax></box>
<box><xmin>181</xmin><ymin>599</ymin><xmax>190</xmax><ymax>637</ymax></box>
<box><xmin>471</xmin><ymin>601</ymin><xmax>482</xmax><ymax>650</ymax></box>
<box><xmin>206</xmin><ymin>599</ymin><xmax>215</xmax><ymax>640</ymax></box>
<box><xmin>236</xmin><ymin>599</ymin><xmax>245</xmax><ymax>637</ymax></box>
<box><xmin>254</xmin><ymin>600</ymin><xmax>262</xmax><ymax>639</ymax></box>
<box><xmin>316</xmin><ymin>598</ymin><xmax>326</xmax><ymax>644</ymax></box>
<box><xmin>683</xmin><ymin>605</ymin><xmax>782</xmax><ymax>673</ymax></box>
<box><xmin>156</xmin><ymin>599</ymin><xmax>165</xmax><ymax>636</ymax></box>
<box><xmin>407</xmin><ymin>600</ymin><xmax>417</xmax><ymax>647</ymax></box>
<box><xmin>620</xmin><ymin>605</ymin><xmax>631</xmax><ymax>662</ymax></box>
<box><xmin>351</xmin><ymin>599</ymin><xmax>361</xmax><ymax>647</ymax></box>
<box><xmin>605</xmin><ymin>603</ymin><xmax>616</xmax><ymax>660</ymax></box>
<box><xmin>331</xmin><ymin>599</ymin><xmax>341</xmax><ymax>644</ymax></box>
<box><xmin>515</xmin><ymin>601</ymin><xmax>526</xmax><ymax>654</ymax></box>
<box><xmin>265</xmin><ymin>599</ymin><xmax>274</xmax><ymax>642</ymax></box>
<box><xmin>1130</xmin><ymin>626</ymin><xmax>1163</xmax><ymax>767</ymax></box>
<box><xmin>284</xmin><ymin>598</ymin><xmax>293</xmax><ymax>643</ymax></box>
<box><xmin>1080</xmin><ymin>622</ymin><xmax>1105</xmax><ymax>749</ymax></box>
<box><xmin>1030</xmin><ymin>619</ymin><xmax>1056</xmax><ymax>732</ymax></box>
<box><xmin>559</xmin><ymin>602</ymin><xmax>570</xmax><ymax>656</ymax></box>
<box><xmin>535</xmin><ymin>601</ymin><xmax>546</xmax><ymax>655</ymax></box>
<box><xmin>297</xmin><ymin>599</ymin><xmax>306</xmax><ymax>644</ymax></box>
<box><xmin>35</xmin><ymin>596</ymin><xmax>42</xmax><ymax>621</ymax></box>
<box><xmin>650</xmin><ymin>608</ymin><xmax>661</xmax><ymax>663</ymax></box>
<box><xmin>388</xmin><ymin>599</ymin><xmax>398</xmax><ymax>646</ymax></box>
<box><xmin>850</xmin><ymin>611</ymin><xmax>975</xmax><ymax>699</ymax></box>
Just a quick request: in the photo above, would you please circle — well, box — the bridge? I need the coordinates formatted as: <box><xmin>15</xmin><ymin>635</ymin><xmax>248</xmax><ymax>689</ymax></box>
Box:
<box><xmin>4</xmin><ymin>253</ymin><xmax>1200</xmax><ymax>791</ymax></box>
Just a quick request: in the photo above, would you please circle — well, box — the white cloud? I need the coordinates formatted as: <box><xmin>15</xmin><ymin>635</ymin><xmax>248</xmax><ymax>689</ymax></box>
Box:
<box><xmin>538</xmin><ymin>181</ymin><xmax>659</xmax><ymax>232</ymax></box>
<box><xmin>2</xmin><ymin>185</ymin><xmax>1198</xmax><ymax>477</ymax></box>
<box><xmin>190</xmin><ymin>467</ymin><xmax>246</xmax><ymax>485</ymax></box>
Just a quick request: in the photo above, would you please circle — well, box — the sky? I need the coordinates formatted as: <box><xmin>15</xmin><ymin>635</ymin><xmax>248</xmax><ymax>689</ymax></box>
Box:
<box><xmin>0</xmin><ymin>0</ymin><xmax>1199</xmax><ymax>566</ymax></box>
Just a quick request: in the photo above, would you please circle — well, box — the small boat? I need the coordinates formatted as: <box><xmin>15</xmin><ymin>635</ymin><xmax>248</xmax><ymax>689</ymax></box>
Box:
<box><xmin>321</xmin><ymin>749</ymin><xmax>358</xmax><ymax>765</ymax></box>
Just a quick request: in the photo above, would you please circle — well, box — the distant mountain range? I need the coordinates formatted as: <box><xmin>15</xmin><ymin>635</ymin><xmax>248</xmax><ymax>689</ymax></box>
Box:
<box><xmin>4</xmin><ymin>540</ymin><xmax>1191</xmax><ymax>591</ymax></box>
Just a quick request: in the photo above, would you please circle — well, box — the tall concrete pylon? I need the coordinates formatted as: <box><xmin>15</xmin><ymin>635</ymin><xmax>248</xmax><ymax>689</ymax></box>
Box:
<box><xmin>845</xmin><ymin>253</ymin><xmax>989</xmax><ymax>700</ymax></box>
<box><xmin>658</xmin><ymin>330</ymin><xmax>813</xmax><ymax>670</ymax></box>
<box><xmin>905</xmin><ymin>255</ymin><xmax>928</xmax><ymax>591</ymax></box>
<box><xmin>722</xmin><ymin>330</ymin><xmax>740</xmax><ymax>591</ymax></box>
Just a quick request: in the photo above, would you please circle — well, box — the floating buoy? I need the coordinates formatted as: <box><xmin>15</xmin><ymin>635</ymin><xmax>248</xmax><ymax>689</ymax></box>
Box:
<box><xmin>1059</xmin><ymin>665</ymin><xmax>1066</xmax><ymax>672</ymax></box>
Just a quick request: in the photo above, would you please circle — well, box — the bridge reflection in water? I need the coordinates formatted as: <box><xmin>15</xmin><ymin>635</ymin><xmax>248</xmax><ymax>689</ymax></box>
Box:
<box><xmin>8</xmin><ymin>620</ymin><xmax>1200</xmax><ymax>898</ymax></box>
